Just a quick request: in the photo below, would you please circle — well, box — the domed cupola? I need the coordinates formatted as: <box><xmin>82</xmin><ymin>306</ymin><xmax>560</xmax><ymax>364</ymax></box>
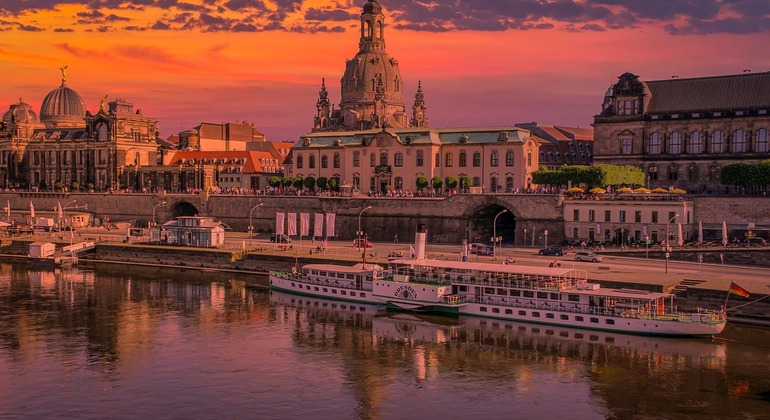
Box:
<box><xmin>39</xmin><ymin>66</ymin><xmax>87</xmax><ymax>128</ymax></box>
<box><xmin>334</xmin><ymin>0</ymin><xmax>407</xmax><ymax>130</ymax></box>
<box><xmin>2</xmin><ymin>98</ymin><xmax>41</xmax><ymax>125</ymax></box>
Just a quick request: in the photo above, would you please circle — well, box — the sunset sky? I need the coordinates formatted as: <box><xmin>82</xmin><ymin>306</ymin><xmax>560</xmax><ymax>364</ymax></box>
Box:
<box><xmin>1</xmin><ymin>0</ymin><xmax>769</xmax><ymax>141</ymax></box>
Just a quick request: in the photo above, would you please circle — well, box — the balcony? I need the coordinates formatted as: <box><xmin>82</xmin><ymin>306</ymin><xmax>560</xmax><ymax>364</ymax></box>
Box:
<box><xmin>374</xmin><ymin>165</ymin><xmax>392</xmax><ymax>175</ymax></box>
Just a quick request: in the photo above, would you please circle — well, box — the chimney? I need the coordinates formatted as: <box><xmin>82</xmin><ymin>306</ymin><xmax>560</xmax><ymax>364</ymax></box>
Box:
<box><xmin>414</xmin><ymin>224</ymin><xmax>427</xmax><ymax>260</ymax></box>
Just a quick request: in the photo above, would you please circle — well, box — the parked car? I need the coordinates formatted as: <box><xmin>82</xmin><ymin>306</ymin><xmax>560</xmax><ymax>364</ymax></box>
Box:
<box><xmin>270</xmin><ymin>233</ymin><xmax>292</xmax><ymax>243</ymax></box>
<box><xmin>744</xmin><ymin>237</ymin><xmax>767</xmax><ymax>247</ymax></box>
<box><xmin>353</xmin><ymin>238</ymin><xmax>373</xmax><ymax>248</ymax></box>
<box><xmin>574</xmin><ymin>251</ymin><xmax>603</xmax><ymax>262</ymax></box>
<box><xmin>538</xmin><ymin>246</ymin><xmax>565</xmax><ymax>256</ymax></box>
<box><xmin>469</xmin><ymin>243</ymin><xmax>493</xmax><ymax>256</ymax></box>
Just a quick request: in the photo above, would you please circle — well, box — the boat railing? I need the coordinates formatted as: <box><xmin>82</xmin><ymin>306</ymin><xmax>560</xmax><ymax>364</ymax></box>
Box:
<box><xmin>272</xmin><ymin>272</ymin><xmax>368</xmax><ymax>291</ymax></box>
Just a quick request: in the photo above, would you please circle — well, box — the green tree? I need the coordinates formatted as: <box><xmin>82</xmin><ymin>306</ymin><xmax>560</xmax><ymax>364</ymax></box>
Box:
<box><xmin>39</xmin><ymin>180</ymin><xmax>47</xmax><ymax>190</ymax></box>
<box><xmin>316</xmin><ymin>176</ymin><xmax>328</xmax><ymax>190</ymax></box>
<box><xmin>459</xmin><ymin>176</ymin><xmax>472</xmax><ymax>191</ymax></box>
<box><xmin>303</xmin><ymin>176</ymin><xmax>316</xmax><ymax>190</ymax></box>
<box><xmin>268</xmin><ymin>176</ymin><xmax>281</xmax><ymax>188</ymax></box>
<box><xmin>55</xmin><ymin>181</ymin><xmax>63</xmax><ymax>191</ymax></box>
<box><xmin>431</xmin><ymin>176</ymin><xmax>443</xmax><ymax>191</ymax></box>
<box><xmin>416</xmin><ymin>176</ymin><xmax>429</xmax><ymax>190</ymax></box>
<box><xmin>282</xmin><ymin>177</ymin><xmax>293</xmax><ymax>187</ymax></box>
<box><xmin>445</xmin><ymin>176</ymin><xmax>458</xmax><ymax>190</ymax></box>
<box><xmin>71</xmin><ymin>181</ymin><xmax>79</xmax><ymax>191</ymax></box>
<box><xmin>329</xmin><ymin>177</ymin><xmax>340</xmax><ymax>191</ymax></box>
<box><xmin>293</xmin><ymin>176</ymin><xmax>304</xmax><ymax>189</ymax></box>
<box><xmin>87</xmin><ymin>182</ymin><xmax>94</xmax><ymax>190</ymax></box>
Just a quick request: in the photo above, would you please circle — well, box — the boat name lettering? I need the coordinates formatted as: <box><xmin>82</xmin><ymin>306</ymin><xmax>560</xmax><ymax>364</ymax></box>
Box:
<box><xmin>394</xmin><ymin>285</ymin><xmax>417</xmax><ymax>299</ymax></box>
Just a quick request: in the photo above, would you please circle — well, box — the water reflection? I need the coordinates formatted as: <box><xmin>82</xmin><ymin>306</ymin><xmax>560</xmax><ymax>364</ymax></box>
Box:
<box><xmin>1</xmin><ymin>263</ymin><xmax>768</xmax><ymax>419</ymax></box>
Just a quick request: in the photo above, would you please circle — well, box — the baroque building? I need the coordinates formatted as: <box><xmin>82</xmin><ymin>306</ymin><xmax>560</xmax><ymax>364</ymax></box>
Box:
<box><xmin>593</xmin><ymin>71</ymin><xmax>770</xmax><ymax>192</ymax></box>
<box><xmin>0</xmin><ymin>68</ymin><xmax>159</xmax><ymax>191</ymax></box>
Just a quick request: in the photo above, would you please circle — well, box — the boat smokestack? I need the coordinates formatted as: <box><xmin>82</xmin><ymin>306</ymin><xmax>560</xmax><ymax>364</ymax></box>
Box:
<box><xmin>461</xmin><ymin>239</ymin><xmax>468</xmax><ymax>262</ymax></box>
<box><xmin>415</xmin><ymin>224</ymin><xmax>427</xmax><ymax>259</ymax></box>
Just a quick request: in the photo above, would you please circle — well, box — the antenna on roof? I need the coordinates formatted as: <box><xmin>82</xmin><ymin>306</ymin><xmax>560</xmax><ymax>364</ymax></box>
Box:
<box><xmin>743</xmin><ymin>69</ymin><xmax>751</xmax><ymax>73</ymax></box>
<box><xmin>671</xmin><ymin>75</ymin><xmax>678</xmax><ymax>78</ymax></box>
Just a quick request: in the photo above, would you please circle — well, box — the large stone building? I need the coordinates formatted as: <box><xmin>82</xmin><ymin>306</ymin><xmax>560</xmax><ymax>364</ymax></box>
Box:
<box><xmin>286</xmin><ymin>0</ymin><xmax>592</xmax><ymax>194</ymax></box>
<box><xmin>593</xmin><ymin>71</ymin><xmax>770</xmax><ymax>193</ymax></box>
<box><xmin>0</xmin><ymin>69</ymin><xmax>159</xmax><ymax>191</ymax></box>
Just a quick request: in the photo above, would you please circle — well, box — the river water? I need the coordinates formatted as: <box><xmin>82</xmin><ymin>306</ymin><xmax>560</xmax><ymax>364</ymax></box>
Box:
<box><xmin>1</xmin><ymin>263</ymin><xmax>769</xmax><ymax>419</ymax></box>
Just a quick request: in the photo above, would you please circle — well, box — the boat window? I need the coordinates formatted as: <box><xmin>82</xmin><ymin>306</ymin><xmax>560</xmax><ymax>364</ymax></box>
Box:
<box><xmin>314</xmin><ymin>287</ymin><xmax>319</xmax><ymax>291</ymax></box>
<box><xmin>518</xmin><ymin>310</ymin><xmax>526</xmax><ymax>316</ymax></box>
<box><xmin>568</xmin><ymin>294</ymin><xmax>580</xmax><ymax>302</ymax></box>
<box><xmin>480</xmin><ymin>307</ymin><xmax>488</xmax><ymax>312</ymax></box>
<box><xmin>485</xmin><ymin>288</ymin><xmax>494</xmax><ymax>294</ymax></box>
<box><xmin>560</xmin><ymin>314</ymin><xmax>569</xmax><ymax>320</ymax></box>
<box><xmin>523</xmin><ymin>291</ymin><xmax>534</xmax><ymax>298</ymax></box>
<box><xmin>459</xmin><ymin>286</ymin><xmax>467</xmax><ymax>292</ymax></box>
<box><xmin>505</xmin><ymin>309</ymin><xmax>513</xmax><ymax>315</ymax></box>
<box><xmin>546</xmin><ymin>313</ymin><xmax>554</xmax><ymax>319</ymax></box>
<box><xmin>360</xmin><ymin>293</ymin><xmax>366</xmax><ymax>297</ymax></box>
<box><xmin>337</xmin><ymin>273</ymin><xmax>345</xmax><ymax>278</ymax></box>
<box><xmin>537</xmin><ymin>292</ymin><xmax>548</xmax><ymax>299</ymax></box>
<box><xmin>323</xmin><ymin>288</ymin><xmax>328</xmax><ymax>292</ymax></box>
<box><xmin>510</xmin><ymin>290</ymin><xmax>520</xmax><ymax>296</ymax></box>
<box><xmin>291</xmin><ymin>282</ymin><xmax>295</xmax><ymax>287</ymax></box>
<box><xmin>332</xmin><ymin>289</ymin><xmax>337</xmax><ymax>294</ymax></box>
<box><xmin>320</xmin><ymin>271</ymin><xmax>327</xmax><ymax>276</ymax></box>
<box><xmin>590</xmin><ymin>318</ymin><xmax>599</xmax><ymax>323</ymax></box>
<box><xmin>550</xmin><ymin>293</ymin><xmax>559</xmax><ymax>300</ymax></box>
<box><xmin>497</xmin><ymin>289</ymin><xmax>507</xmax><ymax>295</ymax></box>
<box><xmin>346</xmin><ymin>274</ymin><xmax>355</xmax><ymax>279</ymax></box>
<box><xmin>341</xmin><ymin>291</ymin><xmax>346</xmax><ymax>295</ymax></box>
<box><xmin>350</xmin><ymin>292</ymin><xmax>356</xmax><ymax>296</ymax></box>
<box><xmin>492</xmin><ymin>308</ymin><xmax>500</xmax><ymax>313</ymax></box>
<box><xmin>306</xmin><ymin>286</ymin><xmax>311</xmax><ymax>290</ymax></box>
<box><xmin>606</xmin><ymin>319</ymin><xmax>615</xmax><ymax>325</ymax></box>
<box><xmin>533</xmin><ymin>312</ymin><xmax>540</xmax><ymax>317</ymax></box>
<box><xmin>575</xmin><ymin>316</ymin><xmax>584</xmax><ymax>322</ymax></box>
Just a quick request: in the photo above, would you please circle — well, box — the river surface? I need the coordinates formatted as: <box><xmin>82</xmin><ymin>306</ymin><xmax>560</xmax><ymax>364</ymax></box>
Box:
<box><xmin>1</xmin><ymin>263</ymin><xmax>769</xmax><ymax>419</ymax></box>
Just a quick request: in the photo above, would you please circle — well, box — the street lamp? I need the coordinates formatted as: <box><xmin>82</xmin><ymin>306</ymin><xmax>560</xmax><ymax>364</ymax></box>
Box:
<box><xmin>59</xmin><ymin>199</ymin><xmax>77</xmax><ymax>232</ymax></box>
<box><xmin>249</xmin><ymin>203</ymin><xmax>264</xmax><ymax>246</ymax></box>
<box><xmin>492</xmin><ymin>209</ymin><xmax>508</xmax><ymax>260</ymax></box>
<box><xmin>152</xmin><ymin>201</ymin><xmax>167</xmax><ymax>228</ymax></box>
<box><xmin>357</xmin><ymin>205</ymin><xmax>372</xmax><ymax>250</ymax></box>
<box><xmin>665</xmin><ymin>213</ymin><xmax>679</xmax><ymax>273</ymax></box>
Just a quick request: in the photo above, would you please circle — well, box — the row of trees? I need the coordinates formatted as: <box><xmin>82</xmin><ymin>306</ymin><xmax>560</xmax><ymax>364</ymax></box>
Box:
<box><xmin>268</xmin><ymin>176</ymin><xmax>341</xmax><ymax>191</ymax></box>
<box><xmin>720</xmin><ymin>160</ymin><xmax>770</xmax><ymax>191</ymax></box>
<box><xmin>532</xmin><ymin>164</ymin><xmax>646</xmax><ymax>188</ymax></box>
<box><xmin>415</xmin><ymin>175</ymin><xmax>472</xmax><ymax>191</ymax></box>
<box><xmin>39</xmin><ymin>180</ymin><xmax>96</xmax><ymax>191</ymax></box>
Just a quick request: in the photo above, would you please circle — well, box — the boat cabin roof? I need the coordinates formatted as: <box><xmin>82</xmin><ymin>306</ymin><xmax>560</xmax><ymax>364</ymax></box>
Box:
<box><xmin>389</xmin><ymin>258</ymin><xmax>579</xmax><ymax>278</ymax></box>
<box><xmin>302</xmin><ymin>263</ymin><xmax>383</xmax><ymax>274</ymax></box>
<box><xmin>568</xmin><ymin>286</ymin><xmax>672</xmax><ymax>300</ymax></box>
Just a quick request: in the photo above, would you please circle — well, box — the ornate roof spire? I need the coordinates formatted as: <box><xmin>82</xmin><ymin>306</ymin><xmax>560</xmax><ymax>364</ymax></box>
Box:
<box><xmin>60</xmin><ymin>65</ymin><xmax>68</xmax><ymax>85</ymax></box>
<box><xmin>411</xmin><ymin>80</ymin><xmax>429</xmax><ymax>128</ymax></box>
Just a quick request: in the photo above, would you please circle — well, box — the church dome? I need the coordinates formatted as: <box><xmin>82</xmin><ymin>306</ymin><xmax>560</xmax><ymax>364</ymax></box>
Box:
<box><xmin>40</xmin><ymin>72</ymin><xmax>87</xmax><ymax>128</ymax></box>
<box><xmin>2</xmin><ymin>99</ymin><xmax>40</xmax><ymax>124</ymax></box>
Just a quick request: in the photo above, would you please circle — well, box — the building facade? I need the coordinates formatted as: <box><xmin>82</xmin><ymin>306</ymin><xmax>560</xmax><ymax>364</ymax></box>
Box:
<box><xmin>593</xmin><ymin>71</ymin><xmax>770</xmax><ymax>193</ymax></box>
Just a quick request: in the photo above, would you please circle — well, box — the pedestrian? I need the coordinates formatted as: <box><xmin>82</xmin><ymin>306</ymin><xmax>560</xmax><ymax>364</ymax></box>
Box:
<box><xmin>393</xmin><ymin>234</ymin><xmax>399</xmax><ymax>243</ymax></box>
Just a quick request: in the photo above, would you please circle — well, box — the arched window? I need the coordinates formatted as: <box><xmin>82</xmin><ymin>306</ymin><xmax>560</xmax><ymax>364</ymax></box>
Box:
<box><xmin>648</xmin><ymin>132</ymin><xmax>662</xmax><ymax>154</ymax></box>
<box><xmin>380</xmin><ymin>152</ymin><xmax>388</xmax><ymax>166</ymax></box>
<box><xmin>309</xmin><ymin>155</ymin><xmax>316</xmax><ymax>168</ymax></box>
<box><xmin>506</xmin><ymin>151</ymin><xmax>514</xmax><ymax>166</ymax></box>
<box><xmin>472</xmin><ymin>176</ymin><xmax>480</xmax><ymax>187</ymax></box>
<box><xmin>435</xmin><ymin>153</ymin><xmax>440</xmax><ymax>167</ymax></box>
<box><xmin>688</xmin><ymin>131</ymin><xmax>703</xmax><ymax>153</ymax></box>
<box><xmin>710</xmin><ymin>130</ymin><xmax>724</xmax><ymax>153</ymax></box>
<box><xmin>296</xmin><ymin>155</ymin><xmax>303</xmax><ymax>169</ymax></box>
<box><xmin>506</xmin><ymin>177</ymin><xmax>514</xmax><ymax>192</ymax></box>
<box><xmin>445</xmin><ymin>152</ymin><xmax>453</xmax><ymax>167</ymax></box>
<box><xmin>539</xmin><ymin>151</ymin><xmax>545</xmax><ymax>162</ymax></box>
<box><xmin>668</xmin><ymin>132</ymin><xmax>682</xmax><ymax>154</ymax></box>
<box><xmin>394</xmin><ymin>152</ymin><xmax>403</xmax><ymax>167</ymax></box>
<box><xmin>473</xmin><ymin>152</ymin><xmax>481</xmax><ymax>167</ymax></box>
<box><xmin>459</xmin><ymin>151</ymin><xmax>467</xmax><ymax>167</ymax></box>
<box><xmin>333</xmin><ymin>152</ymin><xmax>340</xmax><ymax>168</ymax></box>
<box><xmin>416</xmin><ymin>150</ymin><xmax>424</xmax><ymax>166</ymax></box>
<box><xmin>370</xmin><ymin>153</ymin><xmax>376</xmax><ymax>167</ymax></box>
<box><xmin>756</xmin><ymin>128</ymin><xmax>769</xmax><ymax>153</ymax></box>
<box><xmin>490</xmin><ymin>151</ymin><xmax>499</xmax><ymax>166</ymax></box>
<box><xmin>394</xmin><ymin>176</ymin><xmax>403</xmax><ymax>190</ymax></box>
<box><xmin>353</xmin><ymin>151</ymin><xmax>360</xmax><ymax>167</ymax></box>
<box><xmin>731</xmin><ymin>129</ymin><xmax>746</xmax><ymax>153</ymax></box>
<box><xmin>490</xmin><ymin>176</ymin><xmax>499</xmax><ymax>192</ymax></box>
<box><xmin>547</xmin><ymin>152</ymin><xmax>553</xmax><ymax>162</ymax></box>
<box><xmin>321</xmin><ymin>155</ymin><xmax>328</xmax><ymax>168</ymax></box>
<box><xmin>353</xmin><ymin>174</ymin><xmax>360</xmax><ymax>189</ymax></box>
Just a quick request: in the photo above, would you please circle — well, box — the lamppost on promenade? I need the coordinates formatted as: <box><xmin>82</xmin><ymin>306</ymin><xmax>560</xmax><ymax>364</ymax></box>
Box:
<box><xmin>492</xmin><ymin>209</ymin><xmax>508</xmax><ymax>260</ymax></box>
<box><xmin>152</xmin><ymin>201</ymin><xmax>167</xmax><ymax>228</ymax></box>
<box><xmin>60</xmin><ymin>199</ymin><xmax>78</xmax><ymax>232</ymax></box>
<box><xmin>249</xmin><ymin>203</ymin><xmax>264</xmax><ymax>246</ymax></box>
<box><xmin>665</xmin><ymin>213</ymin><xmax>679</xmax><ymax>273</ymax></box>
<box><xmin>62</xmin><ymin>200</ymin><xmax>87</xmax><ymax>244</ymax></box>
<box><xmin>357</xmin><ymin>205</ymin><xmax>372</xmax><ymax>250</ymax></box>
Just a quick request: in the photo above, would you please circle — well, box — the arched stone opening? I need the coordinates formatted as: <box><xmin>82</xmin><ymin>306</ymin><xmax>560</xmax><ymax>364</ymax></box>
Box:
<box><xmin>171</xmin><ymin>201</ymin><xmax>199</xmax><ymax>219</ymax></box>
<box><xmin>466</xmin><ymin>203</ymin><xmax>517</xmax><ymax>246</ymax></box>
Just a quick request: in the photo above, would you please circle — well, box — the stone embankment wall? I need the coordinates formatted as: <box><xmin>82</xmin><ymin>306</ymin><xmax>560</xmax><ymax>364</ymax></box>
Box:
<box><xmin>604</xmin><ymin>248</ymin><xmax>770</xmax><ymax>267</ymax></box>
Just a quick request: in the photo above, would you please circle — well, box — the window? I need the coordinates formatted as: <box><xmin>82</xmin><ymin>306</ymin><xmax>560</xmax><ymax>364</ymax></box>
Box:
<box><xmin>435</xmin><ymin>153</ymin><xmax>440</xmax><ymax>167</ymax></box>
<box><xmin>416</xmin><ymin>151</ymin><xmax>424</xmax><ymax>166</ymax></box>
<box><xmin>756</xmin><ymin>128</ymin><xmax>769</xmax><ymax>152</ymax></box>
<box><xmin>648</xmin><ymin>132</ymin><xmax>662</xmax><ymax>154</ymax></box>
<box><xmin>619</xmin><ymin>210</ymin><xmax>626</xmax><ymax>222</ymax></box>
<box><xmin>731</xmin><ymin>129</ymin><xmax>746</xmax><ymax>153</ymax></box>
<box><xmin>668</xmin><ymin>132</ymin><xmax>682</xmax><ymax>154</ymax></box>
<box><xmin>710</xmin><ymin>131</ymin><xmax>724</xmax><ymax>153</ymax></box>
<box><xmin>506</xmin><ymin>177</ymin><xmax>513</xmax><ymax>192</ymax></box>
<box><xmin>353</xmin><ymin>151</ymin><xmax>360</xmax><ymax>167</ymax></box>
<box><xmin>528</xmin><ymin>153</ymin><xmax>532</xmax><ymax>166</ymax></box>
<box><xmin>321</xmin><ymin>155</ymin><xmax>328</xmax><ymax>168</ymax></box>
<box><xmin>459</xmin><ymin>151</ymin><xmax>467</xmax><ymax>167</ymax></box>
<box><xmin>445</xmin><ymin>152</ymin><xmax>453</xmax><ymax>167</ymax></box>
<box><xmin>635</xmin><ymin>211</ymin><xmax>642</xmax><ymax>223</ymax></box>
<box><xmin>490</xmin><ymin>176</ymin><xmax>498</xmax><ymax>192</ymax></box>
<box><xmin>668</xmin><ymin>166</ymin><xmax>678</xmax><ymax>181</ymax></box>
<box><xmin>575</xmin><ymin>316</ymin><xmax>584</xmax><ymax>322</ymax></box>
<box><xmin>309</xmin><ymin>155</ymin><xmax>316</xmax><ymax>168</ymax></box>
<box><xmin>604</xmin><ymin>210</ymin><xmax>611</xmax><ymax>222</ymax></box>
<box><xmin>573</xmin><ymin>209</ymin><xmax>580</xmax><ymax>221</ymax></box>
<box><xmin>394</xmin><ymin>152</ymin><xmax>403</xmax><ymax>167</ymax></box>
<box><xmin>621</xmin><ymin>138</ymin><xmax>632</xmax><ymax>155</ymax></box>
<box><xmin>333</xmin><ymin>153</ymin><xmax>340</xmax><ymax>168</ymax></box>
<box><xmin>472</xmin><ymin>177</ymin><xmax>480</xmax><ymax>187</ymax></box>
<box><xmin>651</xmin><ymin>211</ymin><xmax>658</xmax><ymax>223</ymax></box>
<box><xmin>296</xmin><ymin>155</ymin><xmax>303</xmax><ymax>169</ymax></box>
<box><xmin>353</xmin><ymin>175</ymin><xmax>360</xmax><ymax>189</ymax></box>
<box><xmin>394</xmin><ymin>177</ymin><xmax>403</xmax><ymax>189</ymax></box>
<box><xmin>473</xmin><ymin>152</ymin><xmax>481</xmax><ymax>167</ymax></box>
<box><xmin>380</xmin><ymin>153</ymin><xmax>388</xmax><ymax>166</ymax></box>
<box><xmin>688</xmin><ymin>131</ymin><xmax>703</xmax><ymax>153</ymax></box>
<box><xmin>573</xmin><ymin>227</ymin><xmax>579</xmax><ymax>238</ymax></box>
<box><xmin>588</xmin><ymin>210</ymin><xmax>595</xmax><ymax>222</ymax></box>
<box><xmin>370</xmin><ymin>153</ymin><xmax>376</xmax><ymax>167</ymax></box>
<box><xmin>490</xmin><ymin>151</ymin><xmax>499</xmax><ymax>166</ymax></box>
<box><xmin>506</xmin><ymin>151</ymin><xmax>514</xmax><ymax>166</ymax></box>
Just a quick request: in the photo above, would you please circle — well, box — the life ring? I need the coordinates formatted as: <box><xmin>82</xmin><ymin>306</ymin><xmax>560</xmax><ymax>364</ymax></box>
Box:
<box><xmin>710</xmin><ymin>314</ymin><xmax>717</xmax><ymax>322</ymax></box>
